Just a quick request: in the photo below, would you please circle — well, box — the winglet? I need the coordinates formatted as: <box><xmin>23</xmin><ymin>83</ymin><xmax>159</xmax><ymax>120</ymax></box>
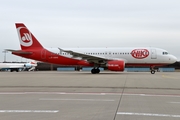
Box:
<box><xmin>58</xmin><ymin>47</ymin><xmax>73</xmax><ymax>54</ymax></box>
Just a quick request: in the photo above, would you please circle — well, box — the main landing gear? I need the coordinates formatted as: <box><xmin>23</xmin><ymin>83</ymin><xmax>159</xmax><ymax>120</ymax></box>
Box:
<box><xmin>10</xmin><ymin>68</ymin><xmax>19</xmax><ymax>72</ymax></box>
<box><xmin>91</xmin><ymin>68</ymin><xmax>100</xmax><ymax>74</ymax></box>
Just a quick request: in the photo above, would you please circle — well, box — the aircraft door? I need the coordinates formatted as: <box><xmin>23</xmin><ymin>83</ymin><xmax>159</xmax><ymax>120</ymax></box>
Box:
<box><xmin>151</xmin><ymin>49</ymin><xmax>157</xmax><ymax>59</ymax></box>
<box><xmin>41</xmin><ymin>49</ymin><xmax>46</xmax><ymax>59</ymax></box>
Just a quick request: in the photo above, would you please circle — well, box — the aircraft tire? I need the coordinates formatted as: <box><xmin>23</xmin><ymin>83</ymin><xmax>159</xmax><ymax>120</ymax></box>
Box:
<box><xmin>151</xmin><ymin>70</ymin><xmax>155</xmax><ymax>74</ymax></box>
<box><xmin>91</xmin><ymin>68</ymin><xmax>100</xmax><ymax>74</ymax></box>
<box><xmin>96</xmin><ymin>68</ymin><xmax>100</xmax><ymax>74</ymax></box>
<box><xmin>91</xmin><ymin>69</ymin><xmax>96</xmax><ymax>74</ymax></box>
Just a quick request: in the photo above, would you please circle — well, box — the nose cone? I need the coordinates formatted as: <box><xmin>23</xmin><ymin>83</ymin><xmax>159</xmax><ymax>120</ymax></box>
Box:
<box><xmin>170</xmin><ymin>55</ymin><xmax>178</xmax><ymax>63</ymax></box>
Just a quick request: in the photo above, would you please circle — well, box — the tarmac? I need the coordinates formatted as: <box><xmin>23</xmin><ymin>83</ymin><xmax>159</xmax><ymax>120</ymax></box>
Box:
<box><xmin>0</xmin><ymin>71</ymin><xmax>180</xmax><ymax>120</ymax></box>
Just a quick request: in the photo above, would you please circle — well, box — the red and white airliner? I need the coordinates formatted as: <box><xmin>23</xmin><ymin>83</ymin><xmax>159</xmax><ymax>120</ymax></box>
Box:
<box><xmin>6</xmin><ymin>23</ymin><xmax>177</xmax><ymax>74</ymax></box>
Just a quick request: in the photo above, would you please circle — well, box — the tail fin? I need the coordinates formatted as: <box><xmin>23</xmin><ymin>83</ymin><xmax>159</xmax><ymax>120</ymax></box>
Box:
<box><xmin>15</xmin><ymin>23</ymin><xmax>43</xmax><ymax>50</ymax></box>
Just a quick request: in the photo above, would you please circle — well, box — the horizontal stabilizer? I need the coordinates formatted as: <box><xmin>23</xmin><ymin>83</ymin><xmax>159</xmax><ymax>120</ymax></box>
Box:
<box><xmin>5</xmin><ymin>49</ymin><xmax>32</xmax><ymax>55</ymax></box>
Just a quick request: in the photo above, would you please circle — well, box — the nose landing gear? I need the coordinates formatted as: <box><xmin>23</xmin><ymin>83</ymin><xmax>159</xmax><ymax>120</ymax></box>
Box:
<box><xmin>150</xmin><ymin>67</ymin><xmax>156</xmax><ymax>74</ymax></box>
<box><xmin>151</xmin><ymin>70</ymin><xmax>155</xmax><ymax>74</ymax></box>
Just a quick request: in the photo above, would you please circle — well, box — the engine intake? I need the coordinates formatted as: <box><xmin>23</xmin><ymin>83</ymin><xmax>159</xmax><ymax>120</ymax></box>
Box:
<box><xmin>24</xmin><ymin>63</ymin><xmax>32</xmax><ymax>68</ymax></box>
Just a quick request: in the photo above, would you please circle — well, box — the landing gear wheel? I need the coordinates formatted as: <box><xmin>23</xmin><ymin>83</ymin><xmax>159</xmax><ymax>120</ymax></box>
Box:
<box><xmin>151</xmin><ymin>70</ymin><xmax>155</xmax><ymax>74</ymax></box>
<box><xmin>91</xmin><ymin>68</ymin><xmax>100</xmax><ymax>74</ymax></box>
<box><xmin>95</xmin><ymin>68</ymin><xmax>100</xmax><ymax>73</ymax></box>
<box><xmin>91</xmin><ymin>69</ymin><xmax>96</xmax><ymax>74</ymax></box>
<box><xmin>16</xmin><ymin>69</ymin><xmax>19</xmax><ymax>72</ymax></box>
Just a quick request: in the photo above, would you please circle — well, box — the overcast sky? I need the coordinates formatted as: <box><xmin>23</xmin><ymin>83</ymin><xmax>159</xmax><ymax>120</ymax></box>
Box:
<box><xmin>0</xmin><ymin>0</ymin><xmax>180</xmax><ymax>62</ymax></box>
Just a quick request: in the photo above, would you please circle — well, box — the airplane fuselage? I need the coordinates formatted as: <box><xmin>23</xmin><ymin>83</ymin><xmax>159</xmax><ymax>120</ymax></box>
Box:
<box><xmin>8</xmin><ymin>23</ymin><xmax>177</xmax><ymax>74</ymax></box>
<box><xmin>13</xmin><ymin>47</ymin><xmax>177</xmax><ymax>67</ymax></box>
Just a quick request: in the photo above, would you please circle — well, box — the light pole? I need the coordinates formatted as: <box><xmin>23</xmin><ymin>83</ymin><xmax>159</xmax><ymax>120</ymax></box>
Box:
<box><xmin>2</xmin><ymin>51</ymin><xmax>8</xmax><ymax>62</ymax></box>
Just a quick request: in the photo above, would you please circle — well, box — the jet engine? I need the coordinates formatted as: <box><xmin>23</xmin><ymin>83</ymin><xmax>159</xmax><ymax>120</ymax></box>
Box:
<box><xmin>24</xmin><ymin>63</ymin><xmax>33</xmax><ymax>68</ymax></box>
<box><xmin>107</xmin><ymin>60</ymin><xmax>125</xmax><ymax>71</ymax></box>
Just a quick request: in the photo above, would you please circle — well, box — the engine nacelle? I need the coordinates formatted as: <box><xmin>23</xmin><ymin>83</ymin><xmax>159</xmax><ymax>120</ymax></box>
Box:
<box><xmin>107</xmin><ymin>60</ymin><xmax>125</xmax><ymax>71</ymax></box>
<box><xmin>24</xmin><ymin>63</ymin><xmax>32</xmax><ymax>68</ymax></box>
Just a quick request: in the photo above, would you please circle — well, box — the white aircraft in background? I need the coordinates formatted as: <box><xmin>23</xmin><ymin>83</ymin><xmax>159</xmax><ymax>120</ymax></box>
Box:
<box><xmin>6</xmin><ymin>23</ymin><xmax>177</xmax><ymax>74</ymax></box>
<box><xmin>0</xmin><ymin>61</ymin><xmax>37</xmax><ymax>72</ymax></box>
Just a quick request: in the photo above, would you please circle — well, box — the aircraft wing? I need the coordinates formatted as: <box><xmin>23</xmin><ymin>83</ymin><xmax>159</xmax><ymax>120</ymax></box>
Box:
<box><xmin>58</xmin><ymin>48</ymin><xmax>115</xmax><ymax>64</ymax></box>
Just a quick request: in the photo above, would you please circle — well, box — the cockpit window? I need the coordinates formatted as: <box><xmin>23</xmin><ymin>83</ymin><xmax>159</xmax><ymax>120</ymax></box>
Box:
<box><xmin>162</xmin><ymin>52</ymin><xmax>168</xmax><ymax>55</ymax></box>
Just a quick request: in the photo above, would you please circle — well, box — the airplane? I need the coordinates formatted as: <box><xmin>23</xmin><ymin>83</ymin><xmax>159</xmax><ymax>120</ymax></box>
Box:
<box><xmin>6</xmin><ymin>23</ymin><xmax>177</xmax><ymax>74</ymax></box>
<box><xmin>0</xmin><ymin>61</ymin><xmax>37</xmax><ymax>72</ymax></box>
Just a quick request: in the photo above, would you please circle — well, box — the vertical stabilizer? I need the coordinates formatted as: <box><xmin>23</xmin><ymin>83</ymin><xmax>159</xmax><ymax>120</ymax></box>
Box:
<box><xmin>15</xmin><ymin>23</ymin><xmax>43</xmax><ymax>50</ymax></box>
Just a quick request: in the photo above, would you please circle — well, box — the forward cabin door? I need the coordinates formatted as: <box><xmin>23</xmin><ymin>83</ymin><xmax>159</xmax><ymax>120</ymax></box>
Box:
<box><xmin>151</xmin><ymin>49</ymin><xmax>157</xmax><ymax>59</ymax></box>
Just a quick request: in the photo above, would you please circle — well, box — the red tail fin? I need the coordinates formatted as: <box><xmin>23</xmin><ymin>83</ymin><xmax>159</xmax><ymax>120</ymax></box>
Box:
<box><xmin>16</xmin><ymin>23</ymin><xmax>43</xmax><ymax>50</ymax></box>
